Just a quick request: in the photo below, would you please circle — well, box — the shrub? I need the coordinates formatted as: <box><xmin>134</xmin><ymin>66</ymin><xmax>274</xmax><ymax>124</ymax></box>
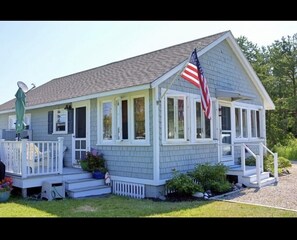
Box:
<box><xmin>274</xmin><ymin>139</ymin><xmax>297</xmax><ymax>160</ymax></box>
<box><xmin>166</xmin><ymin>170</ymin><xmax>203</xmax><ymax>196</ymax></box>
<box><xmin>264</xmin><ymin>155</ymin><xmax>291</xmax><ymax>175</ymax></box>
<box><xmin>244</xmin><ymin>155</ymin><xmax>291</xmax><ymax>175</ymax></box>
<box><xmin>191</xmin><ymin>163</ymin><xmax>232</xmax><ymax>194</ymax></box>
<box><xmin>82</xmin><ymin>149</ymin><xmax>108</xmax><ymax>173</ymax></box>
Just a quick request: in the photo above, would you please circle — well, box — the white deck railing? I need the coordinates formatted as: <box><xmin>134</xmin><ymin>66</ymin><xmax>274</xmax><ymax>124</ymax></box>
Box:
<box><xmin>0</xmin><ymin>137</ymin><xmax>64</xmax><ymax>178</ymax></box>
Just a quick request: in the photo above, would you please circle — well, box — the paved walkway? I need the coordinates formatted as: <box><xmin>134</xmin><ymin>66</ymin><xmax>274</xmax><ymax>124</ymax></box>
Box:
<box><xmin>215</xmin><ymin>161</ymin><xmax>297</xmax><ymax>211</ymax></box>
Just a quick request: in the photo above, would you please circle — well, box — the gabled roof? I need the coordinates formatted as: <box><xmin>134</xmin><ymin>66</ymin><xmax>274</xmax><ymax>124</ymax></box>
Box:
<box><xmin>0</xmin><ymin>31</ymin><xmax>227</xmax><ymax>112</ymax></box>
<box><xmin>0</xmin><ymin>30</ymin><xmax>274</xmax><ymax>112</ymax></box>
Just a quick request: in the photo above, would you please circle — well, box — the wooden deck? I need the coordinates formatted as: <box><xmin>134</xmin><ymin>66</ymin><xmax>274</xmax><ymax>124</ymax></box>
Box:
<box><xmin>7</xmin><ymin>167</ymin><xmax>92</xmax><ymax>197</ymax></box>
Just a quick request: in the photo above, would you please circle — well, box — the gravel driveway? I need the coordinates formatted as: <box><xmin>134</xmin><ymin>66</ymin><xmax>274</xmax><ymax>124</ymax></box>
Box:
<box><xmin>215</xmin><ymin>161</ymin><xmax>297</xmax><ymax>211</ymax></box>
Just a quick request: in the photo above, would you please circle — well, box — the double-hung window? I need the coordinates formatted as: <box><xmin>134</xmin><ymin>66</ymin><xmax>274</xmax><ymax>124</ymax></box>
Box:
<box><xmin>166</xmin><ymin>96</ymin><xmax>186</xmax><ymax>140</ymax></box>
<box><xmin>251</xmin><ymin>109</ymin><xmax>260</xmax><ymax>138</ymax></box>
<box><xmin>195</xmin><ymin>101</ymin><xmax>211</xmax><ymax>139</ymax></box>
<box><xmin>235</xmin><ymin>108</ymin><xmax>248</xmax><ymax>138</ymax></box>
<box><xmin>53</xmin><ymin>109</ymin><xmax>68</xmax><ymax>134</ymax></box>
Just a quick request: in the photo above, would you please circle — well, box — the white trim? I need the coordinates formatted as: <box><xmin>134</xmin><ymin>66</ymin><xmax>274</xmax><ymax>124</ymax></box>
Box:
<box><xmin>151</xmin><ymin>60</ymin><xmax>187</xmax><ymax>88</ymax></box>
<box><xmin>97</xmin><ymin>90</ymin><xmax>150</xmax><ymax>145</ymax></box>
<box><xmin>110</xmin><ymin>176</ymin><xmax>162</xmax><ymax>186</ymax></box>
<box><xmin>71</xmin><ymin>100</ymin><xmax>91</xmax><ymax>165</ymax></box>
<box><xmin>225</xmin><ymin>32</ymin><xmax>275</xmax><ymax>110</ymax></box>
<box><xmin>53</xmin><ymin>109</ymin><xmax>68</xmax><ymax>134</ymax></box>
<box><xmin>153</xmin><ymin>87</ymin><xmax>160</xmax><ymax>182</ymax></box>
<box><xmin>0</xmin><ymin>84</ymin><xmax>151</xmax><ymax>114</ymax></box>
<box><xmin>151</xmin><ymin>32</ymin><xmax>230</xmax><ymax>88</ymax></box>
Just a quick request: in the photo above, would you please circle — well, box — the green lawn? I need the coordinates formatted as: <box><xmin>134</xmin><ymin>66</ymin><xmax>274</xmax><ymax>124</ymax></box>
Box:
<box><xmin>1</xmin><ymin>195</ymin><xmax>297</xmax><ymax>217</ymax></box>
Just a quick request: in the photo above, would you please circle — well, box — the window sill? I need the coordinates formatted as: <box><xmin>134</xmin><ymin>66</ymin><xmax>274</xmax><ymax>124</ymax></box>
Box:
<box><xmin>162</xmin><ymin>140</ymin><xmax>218</xmax><ymax>146</ymax></box>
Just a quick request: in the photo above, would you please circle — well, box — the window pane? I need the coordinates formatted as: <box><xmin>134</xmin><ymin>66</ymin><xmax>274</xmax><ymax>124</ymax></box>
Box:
<box><xmin>251</xmin><ymin>110</ymin><xmax>256</xmax><ymax>137</ymax></box>
<box><xmin>167</xmin><ymin>98</ymin><xmax>174</xmax><ymax>139</ymax></box>
<box><xmin>242</xmin><ymin>109</ymin><xmax>248</xmax><ymax>138</ymax></box>
<box><xmin>103</xmin><ymin>102</ymin><xmax>112</xmax><ymax>140</ymax></box>
<box><xmin>134</xmin><ymin>97</ymin><xmax>145</xmax><ymax>140</ymax></box>
<box><xmin>55</xmin><ymin>109</ymin><xmax>67</xmax><ymax>132</ymax></box>
<box><xmin>122</xmin><ymin>100</ymin><xmax>128</xmax><ymax>139</ymax></box>
<box><xmin>196</xmin><ymin>102</ymin><xmax>202</xmax><ymax>138</ymax></box>
<box><xmin>221</xmin><ymin>106</ymin><xmax>231</xmax><ymax>130</ymax></box>
<box><xmin>177</xmin><ymin>99</ymin><xmax>184</xmax><ymax>138</ymax></box>
<box><xmin>256</xmin><ymin>111</ymin><xmax>260</xmax><ymax>138</ymax></box>
<box><xmin>235</xmin><ymin>108</ymin><xmax>241</xmax><ymax>137</ymax></box>
<box><xmin>205</xmin><ymin>116</ymin><xmax>211</xmax><ymax>138</ymax></box>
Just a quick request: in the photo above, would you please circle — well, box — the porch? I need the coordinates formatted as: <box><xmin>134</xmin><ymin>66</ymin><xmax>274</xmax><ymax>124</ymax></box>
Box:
<box><xmin>0</xmin><ymin>138</ymin><xmax>111</xmax><ymax>198</ymax></box>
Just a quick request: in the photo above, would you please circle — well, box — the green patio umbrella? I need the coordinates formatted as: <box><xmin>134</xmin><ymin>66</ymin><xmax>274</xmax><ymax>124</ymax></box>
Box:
<box><xmin>15</xmin><ymin>84</ymin><xmax>27</xmax><ymax>140</ymax></box>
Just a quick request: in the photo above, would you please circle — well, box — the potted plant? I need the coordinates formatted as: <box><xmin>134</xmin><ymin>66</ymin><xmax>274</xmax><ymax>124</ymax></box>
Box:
<box><xmin>0</xmin><ymin>176</ymin><xmax>13</xmax><ymax>202</ymax></box>
<box><xmin>82</xmin><ymin>149</ymin><xmax>108</xmax><ymax>179</ymax></box>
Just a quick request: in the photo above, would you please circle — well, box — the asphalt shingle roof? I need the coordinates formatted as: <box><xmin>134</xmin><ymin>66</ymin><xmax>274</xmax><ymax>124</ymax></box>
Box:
<box><xmin>0</xmin><ymin>31</ymin><xmax>228</xmax><ymax>112</ymax></box>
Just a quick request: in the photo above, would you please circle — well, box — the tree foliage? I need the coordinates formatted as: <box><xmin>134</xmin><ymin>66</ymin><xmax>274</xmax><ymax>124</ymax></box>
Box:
<box><xmin>237</xmin><ymin>34</ymin><xmax>297</xmax><ymax>147</ymax></box>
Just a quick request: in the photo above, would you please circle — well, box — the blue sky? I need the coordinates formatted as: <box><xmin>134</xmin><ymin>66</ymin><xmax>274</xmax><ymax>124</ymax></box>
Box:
<box><xmin>0</xmin><ymin>21</ymin><xmax>296</xmax><ymax>104</ymax></box>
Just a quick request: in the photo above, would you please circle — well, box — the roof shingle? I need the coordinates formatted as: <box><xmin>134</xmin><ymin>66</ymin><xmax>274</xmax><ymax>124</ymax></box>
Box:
<box><xmin>0</xmin><ymin>31</ymin><xmax>228</xmax><ymax>111</ymax></box>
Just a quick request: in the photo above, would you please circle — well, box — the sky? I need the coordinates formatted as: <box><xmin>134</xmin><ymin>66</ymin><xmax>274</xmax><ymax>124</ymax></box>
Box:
<box><xmin>0</xmin><ymin>21</ymin><xmax>296</xmax><ymax>105</ymax></box>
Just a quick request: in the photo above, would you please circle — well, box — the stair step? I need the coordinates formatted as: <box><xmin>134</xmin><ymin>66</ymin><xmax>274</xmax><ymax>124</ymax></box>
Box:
<box><xmin>66</xmin><ymin>185</ymin><xmax>111</xmax><ymax>198</ymax></box>
<box><xmin>62</xmin><ymin>172</ymin><xmax>92</xmax><ymax>181</ymax></box>
<box><xmin>65</xmin><ymin>178</ymin><xmax>104</xmax><ymax>190</ymax></box>
<box><xmin>243</xmin><ymin>172</ymin><xmax>270</xmax><ymax>182</ymax></box>
<box><xmin>249</xmin><ymin>177</ymin><xmax>276</xmax><ymax>187</ymax></box>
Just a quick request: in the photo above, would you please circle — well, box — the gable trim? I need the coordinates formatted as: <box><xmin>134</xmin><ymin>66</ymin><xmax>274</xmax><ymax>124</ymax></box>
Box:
<box><xmin>225</xmin><ymin>32</ymin><xmax>275</xmax><ymax>110</ymax></box>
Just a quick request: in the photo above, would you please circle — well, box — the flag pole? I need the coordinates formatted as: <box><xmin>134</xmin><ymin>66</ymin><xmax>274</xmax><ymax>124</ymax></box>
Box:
<box><xmin>156</xmin><ymin>53</ymin><xmax>192</xmax><ymax>105</ymax></box>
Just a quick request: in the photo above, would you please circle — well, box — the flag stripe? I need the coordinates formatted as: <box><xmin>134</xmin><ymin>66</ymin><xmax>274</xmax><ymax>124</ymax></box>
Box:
<box><xmin>180</xmin><ymin>49</ymin><xmax>211</xmax><ymax>119</ymax></box>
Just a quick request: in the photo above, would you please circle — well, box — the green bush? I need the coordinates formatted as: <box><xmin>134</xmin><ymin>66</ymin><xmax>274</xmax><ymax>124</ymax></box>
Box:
<box><xmin>191</xmin><ymin>163</ymin><xmax>232</xmax><ymax>194</ymax></box>
<box><xmin>274</xmin><ymin>139</ymin><xmax>297</xmax><ymax>160</ymax></box>
<box><xmin>264</xmin><ymin>155</ymin><xmax>291</xmax><ymax>174</ymax></box>
<box><xmin>243</xmin><ymin>155</ymin><xmax>291</xmax><ymax>175</ymax></box>
<box><xmin>166</xmin><ymin>170</ymin><xmax>203</xmax><ymax>196</ymax></box>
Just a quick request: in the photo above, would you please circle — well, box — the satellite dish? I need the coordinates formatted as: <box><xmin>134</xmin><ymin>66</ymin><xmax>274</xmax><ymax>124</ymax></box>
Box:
<box><xmin>17</xmin><ymin>81</ymin><xmax>29</xmax><ymax>92</ymax></box>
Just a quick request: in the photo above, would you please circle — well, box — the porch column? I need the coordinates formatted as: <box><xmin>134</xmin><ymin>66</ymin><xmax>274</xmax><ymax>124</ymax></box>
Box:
<box><xmin>57</xmin><ymin>137</ymin><xmax>64</xmax><ymax>174</ymax></box>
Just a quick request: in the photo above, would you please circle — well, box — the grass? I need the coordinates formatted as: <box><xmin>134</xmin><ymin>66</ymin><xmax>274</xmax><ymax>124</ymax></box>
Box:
<box><xmin>1</xmin><ymin>194</ymin><xmax>297</xmax><ymax>217</ymax></box>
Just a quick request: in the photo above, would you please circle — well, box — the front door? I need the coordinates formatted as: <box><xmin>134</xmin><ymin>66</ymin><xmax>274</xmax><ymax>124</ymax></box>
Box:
<box><xmin>72</xmin><ymin>100</ymin><xmax>90</xmax><ymax>167</ymax></box>
<box><xmin>219</xmin><ymin>103</ymin><xmax>234</xmax><ymax>165</ymax></box>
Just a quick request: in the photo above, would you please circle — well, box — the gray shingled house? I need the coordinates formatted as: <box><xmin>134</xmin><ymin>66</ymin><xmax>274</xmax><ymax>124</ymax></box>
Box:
<box><xmin>0</xmin><ymin>31</ymin><xmax>278</xmax><ymax>199</ymax></box>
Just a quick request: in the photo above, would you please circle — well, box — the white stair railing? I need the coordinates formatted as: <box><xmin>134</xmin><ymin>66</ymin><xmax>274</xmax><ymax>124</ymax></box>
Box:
<box><xmin>241</xmin><ymin>143</ymin><xmax>261</xmax><ymax>187</ymax></box>
<box><xmin>261</xmin><ymin>143</ymin><xmax>278</xmax><ymax>182</ymax></box>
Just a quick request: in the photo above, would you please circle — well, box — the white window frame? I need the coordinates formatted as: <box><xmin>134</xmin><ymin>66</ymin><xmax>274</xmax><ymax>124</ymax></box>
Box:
<box><xmin>97</xmin><ymin>91</ymin><xmax>149</xmax><ymax>145</ymax></box>
<box><xmin>131</xmin><ymin>94</ymin><xmax>149</xmax><ymax>144</ymax></box>
<box><xmin>250</xmin><ymin>109</ymin><xmax>261</xmax><ymax>139</ymax></box>
<box><xmin>165</xmin><ymin>94</ymin><xmax>187</xmax><ymax>142</ymax></box>
<box><xmin>101</xmin><ymin>100</ymin><xmax>113</xmax><ymax>142</ymax></box>
<box><xmin>53</xmin><ymin>109</ymin><xmax>68</xmax><ymax>134</ymax></box>
<box><xmin>8</xmin><ymin>114</ymin><xmax>31</xmax><ymax>130</ymax></box>
<box><xmin>194</xmin><ymin>99</ymin><xmax>213</xmax><ymax>141</ymax></box>
<box><xmin>233</xmin><ymin>102</ymin><xmax>263</xmax><ymax>141</ymax></box>
<box><xmin>234</xmin><ymin>107</ymin><xmax>248</xmax><ymax>140</ymax></box>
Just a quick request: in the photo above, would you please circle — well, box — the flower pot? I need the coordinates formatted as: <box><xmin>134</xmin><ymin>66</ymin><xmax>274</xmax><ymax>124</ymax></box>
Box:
<box><xmin>0</xmin><ymin>191</ymin><xmax>10</xmax><ymax>202</ymax></box>
<box><xmin>92</xmin><ymin>171</ymin><xmax>105</xmax><ymax>179</ymax></box>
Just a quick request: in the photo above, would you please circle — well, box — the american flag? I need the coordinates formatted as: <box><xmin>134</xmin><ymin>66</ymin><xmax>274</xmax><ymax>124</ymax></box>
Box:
<box><xmin>181</xmin><ymin>49</ymin><xmax>212</xmax><ymax>119</ymax></box>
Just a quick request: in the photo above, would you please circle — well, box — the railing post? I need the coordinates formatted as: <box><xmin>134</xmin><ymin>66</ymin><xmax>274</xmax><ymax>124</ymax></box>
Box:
<box><xmin>241</xmin><ymin>143</ymin><xmax>246</xmax><ymax>176</ymax></box>
<box><xmin>0</xmin><ymin>139</ymin><xmax>4</xmax><ymax>161</ymax></box>
<box><xmin>57</xmin><ymin>137</ymin><xmax>64</xmax><ymax>174</ymax></box>
<box><xmin>21</xmin><ymin>139</ymin><xmax>27</xmax><ymax>179</ymax></box>
<box><xmin>256</xmin><ymin>155</ymin><xmax>261</xmax><ymax>188</ymax></box>
<box><xmin>259</xmin><ymin>143</ymin><xmax>264</xmax><ymax>173</ymax></box>
<box><xmin>274</xmin><ymin>152</ymin><xmax>278</xmax><ymax>182</ymax></box>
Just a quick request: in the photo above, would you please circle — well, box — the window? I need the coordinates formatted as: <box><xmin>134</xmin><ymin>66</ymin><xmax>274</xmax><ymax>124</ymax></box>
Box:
<box><xmin>195</xmin><ymin>101</ymin><xmax>211</xmax><ymax>139</ymax></box>
<box><xmin>99</xmin><ymin>93</ymin><xmax>148</xmax><ymax>144</ymax></box>
<box><xmin>8</xmin><ymin>114</ymin><xmax>31</xmax><ymax>130</ymax></box>
<box><xmin>166</xmin><ymin>96</ymin><xmax>186</xmax><ymax>140</ymax></box>
<box><xmin>235</xmin><ymin>108</ymin><xmax>248</xmax><ymax>138</ymax></box>
<box><xmin>102</xmin><ymin>102</ymin><xmax>112</xmax><ymax>140</ymax></box>
<box><xmin>53</xmin><ymin>109</ymin><xmax>67</xmax><ymax>134</ymax></box>
<box><xmin>251</xmin><ymin>110</ymin><xmax>260</xmax><ymax>138</ymax></box>
<box><xmin>133</xmin><ymin>97</ymin><xmax>145</xmax><ymax>140</ymax></box>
